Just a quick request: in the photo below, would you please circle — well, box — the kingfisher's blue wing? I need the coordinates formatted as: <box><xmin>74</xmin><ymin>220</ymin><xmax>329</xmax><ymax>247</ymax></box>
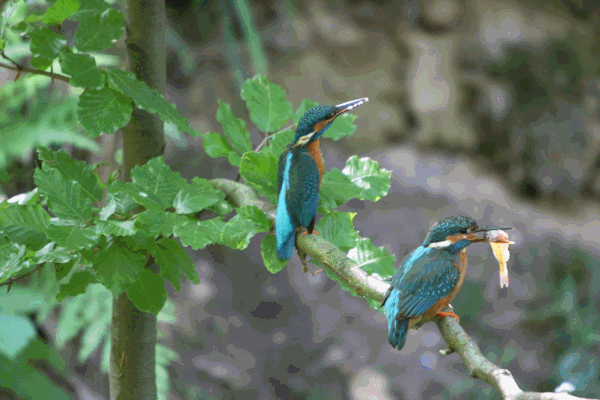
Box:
<box><xmin>382</xmin><ymin>248</ymin><xmax>460</xmax><ymax>348</ymax></box>
<box><xmin>277</xmin><ymin>146</ymin><xmax>290</xmax><ymax>196</ymax></box>
<box><xmin>276</xmin><ymin>148</ymin><xmax>295</xmax><ymax>259</ymax></box>
<box><xmin>384</xmin><ymin>248</ymin><xmax>460</xmax><ymax>319</ymax></box>
<box><xmin>286</xmin><ymin>147</ymin><xmax>320</xmax><ymax>229</ymax></box>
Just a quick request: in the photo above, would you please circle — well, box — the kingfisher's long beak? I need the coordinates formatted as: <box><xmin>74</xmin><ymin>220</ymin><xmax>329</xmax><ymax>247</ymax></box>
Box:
<box><xmin>466</xmin><ymin>226</ymin><xmax>513</xmax><ymax>243</ymax></box>
<box><xmin>334</xmin><ymin>97</ymin><xmax>369</xmax><ymax>116</ymax></box>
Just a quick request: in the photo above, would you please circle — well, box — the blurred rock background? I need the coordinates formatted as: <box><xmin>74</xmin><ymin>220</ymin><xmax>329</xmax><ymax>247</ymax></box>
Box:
<box><xmin>3</xmin><ymin>0</ymin><xmax>600</xmax><ymax>398</ymax></box>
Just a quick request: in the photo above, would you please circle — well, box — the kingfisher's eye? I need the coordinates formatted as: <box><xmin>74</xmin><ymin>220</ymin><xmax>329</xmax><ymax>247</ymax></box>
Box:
<box><xmin>460</xmin><ymin>228</ymin><xmax>468</xmax><ymax>234</ymax></box>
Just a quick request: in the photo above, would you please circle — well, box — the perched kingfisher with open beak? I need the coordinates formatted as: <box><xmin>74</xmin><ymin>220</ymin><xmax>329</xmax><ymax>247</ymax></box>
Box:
<box><xmin>382</xmin><ymin>216</ymin><xmax>512</xmax><ymax>349</ymax></box>
<box><xmin>275</xmin><ymin>97</ymin><xmax>368</xmax><ymax>260</ymax></box>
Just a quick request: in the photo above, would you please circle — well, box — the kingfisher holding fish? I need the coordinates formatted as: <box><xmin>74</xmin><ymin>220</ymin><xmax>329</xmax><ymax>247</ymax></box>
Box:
<box><xmin>383</xmin><ymin>216</ymin><xmax>513</xmax><ymax>349</ymax></box>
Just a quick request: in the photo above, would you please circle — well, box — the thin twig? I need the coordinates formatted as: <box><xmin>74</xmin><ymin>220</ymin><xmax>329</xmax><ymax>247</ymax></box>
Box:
<box><xmin>0</xmin><ymin>263</ymin><xmax>46</xmax><ymax>288</ymax></box>
<box><xmin>255</xmin><ymin>123</ymin><xmax>294</xmax><ymax>153</ymax></box>
<box><xmin>234</xmin><ymin>123</ymin><xmax>294</xmax><ymax>182</ymax></box>
<box><xmin>0</xmin><ymin>61</ymin><xmax>70</xmax><ymax>83</ymax></box>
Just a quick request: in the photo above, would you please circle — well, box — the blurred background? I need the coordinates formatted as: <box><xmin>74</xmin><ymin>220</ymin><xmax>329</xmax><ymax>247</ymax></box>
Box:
<box><xmin>2</xmin><ymin>0</ymin><xmax>600</xmax><ymax>398</ymax></box>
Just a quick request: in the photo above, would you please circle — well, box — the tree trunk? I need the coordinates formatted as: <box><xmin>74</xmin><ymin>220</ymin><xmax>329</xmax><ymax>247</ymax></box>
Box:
<box><xmin>109</xmin><ymin>0</ymin><xmax>166</xmax><ymax>398</ymax></box>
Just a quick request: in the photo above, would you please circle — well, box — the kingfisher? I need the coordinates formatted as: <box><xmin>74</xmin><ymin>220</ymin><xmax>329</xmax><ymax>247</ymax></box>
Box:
<box><xmin>382</xmin><ymin>216</ymin><xmax>511</xmax><ymax>349</ymax></box>
<box><xmin>275</xmin><ymin>97</ymin><xmax>368</xmax><ymax>260</ymax></box>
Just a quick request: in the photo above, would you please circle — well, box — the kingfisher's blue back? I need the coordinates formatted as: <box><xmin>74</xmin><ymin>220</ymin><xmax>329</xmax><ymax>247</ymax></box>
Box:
<box><xmin>276</xmin><ymin>146</ymin><xmax>320</xmax><ymax>259</ymax></box>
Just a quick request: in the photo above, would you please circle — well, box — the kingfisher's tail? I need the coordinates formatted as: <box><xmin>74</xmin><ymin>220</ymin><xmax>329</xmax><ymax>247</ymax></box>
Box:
<box><xmin>276</xmin><ymin>226</ymin><xmax>295</xmax><ymax>260</ymax></box>
<box><xmin>384</xmin><ymin>289</ymin><xmax>410</xmax><ymax>349</ymax></box>
<box><xmin>388</xmin><ymin>318</ymin><xmax>410</xmax><ymax>349</ymax></box>
<box><xmin>276</xmin><ymin>200</ymin><xmax>296</xmax><ymax>260</ymax></box>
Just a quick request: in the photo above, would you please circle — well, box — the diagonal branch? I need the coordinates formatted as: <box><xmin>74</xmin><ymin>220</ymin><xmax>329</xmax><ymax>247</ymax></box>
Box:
<box><xmin>210</xmin><ymin>178</ymin><xmax>389</xmax><ymax>302</ymax></box>
<box><xmin>210</xmin><ymin>177</ymin><xmax>595</xmax><ymax>400</ymax></box>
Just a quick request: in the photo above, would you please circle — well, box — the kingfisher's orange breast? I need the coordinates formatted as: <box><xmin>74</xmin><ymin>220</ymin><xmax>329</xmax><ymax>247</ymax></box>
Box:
<box><xmin>307</xmin><ymin>139</ymin><xmax>324</xmax><ymax>186</ymax></box>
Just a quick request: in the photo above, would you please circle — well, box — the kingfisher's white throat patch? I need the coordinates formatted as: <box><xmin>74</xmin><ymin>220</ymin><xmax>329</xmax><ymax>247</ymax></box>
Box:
<box><xmin>427</xmin><ymin>240</ymin><xmax>452</xmax><ymax>248</ymax></box>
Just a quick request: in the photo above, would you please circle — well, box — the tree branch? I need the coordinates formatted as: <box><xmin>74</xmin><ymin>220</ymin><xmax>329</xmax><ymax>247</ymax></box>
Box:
<box><xmin>0</xmin><ymin>61</ymin><xmax>71</xmax><ymax>83</ymax></box>
<box><xmin>210</xmin><ymin>177</ymin><xmax>595</xmax><ymax>400</ymax></box>
<box><xmin>435</xmin><ymin>314</ymin><xmax>596</xmax><ymax>400</ymax></box>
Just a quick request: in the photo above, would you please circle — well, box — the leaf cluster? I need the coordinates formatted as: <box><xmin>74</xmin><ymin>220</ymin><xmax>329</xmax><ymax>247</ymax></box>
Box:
<box><xmin>0</xmin><ymin>0</ymin><xmax>196</xmax><ymax>168</ymax></box>
<box><xmin>0</xmin><ymin>149</ymin><xmax>229</xmax><ymax>315</ymax></box>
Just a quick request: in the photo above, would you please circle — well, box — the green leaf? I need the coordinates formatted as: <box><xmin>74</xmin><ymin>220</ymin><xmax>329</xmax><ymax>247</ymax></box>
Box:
<box><xmin>106</xmin><ymin>69</ymin><xmax>196</xmax><ymax>135</ymax></box>
<box><xmin>152</xmin><ymin>237</ymin><xmax>198</xmax><ymax>291</ymax></box>
<box><xmin>173</xmin><ymin>218</ymin><xmax>224</xmax><ymax>250</ymax></box>
<box><xmin>55</xmin><ymin>259</ymin><xmax>77</xmax><ymax>281</ymax></box>
<box><xmin>241</xmin><ymin>75</ymin><xmax>293</xmax><ymax>132</ymax></box>
<box><xmin>348</xmin><ymin>238</ymin><xmax>396</xmax><ymax>277</ymax></box>
<box><xmin>0</xmin><ymin>98</ymin><xmax>99</xmax><ymax>169</ymax></box>
<box><xmin>220</xmin><ymin>206</ymin><xmax>271</xmax><ymax>250</ymax></box>
<box><xmin>107</xmin><ymin>180</ymin><xmax>163</xmax><ymax>210</ymax></box>
<box><xmin>34</xmin><ymin>243</ymin><xmax>76</xmax><ymax>264</ymax></box>
<box><xmin>0</xmin><ymin>235</ymin><xmax>20</xmax><ymax>261</ymax></box>
<box><xmin>173</xmin><ymin>181</ymin><xmax>225</xmax><ymax>214</ymax></box>
<box><xmin>35</xmin><ymin>168</ymin><xmax>93</xmax><ymax>221</ymax></box>
<box><xmin>342</xmin><ymin>156</ymin><xmax>391</xmax><ymax>201</ymax></box>
<box><xmin>0</xmin><ymin>315</ymin><xmax>36</xmax><ymax>358</ymax></box>
<box><xmin>0</xmin><ymin>245</ymin><xmax>30</xmax><ymax>284</ymax></box>
<box><xmin>203</xmin><ymin>132</ymin><xmax>233</xmax><ymax>158</ymax></box>
<box><xmin>0</xmin><ymin>340</ymin><xmax>70</xmax><ymax>400</ymax></box>
<box><xmin>57</xmin><ymin>270</ymin><xmax>97</xmax><ymax>301</ymax></box>
<box><xmin>266</xmin><ymin>128</ymin><xmax>294</xmax><ymax>159</ymax></box>
<box><xmin>78</xmin><ymin>86</ymin><xmax>133</xmax><ymax>136</ymax></box>
<box><xmin>99</xmin><ymin>199</ymin><xmax>117</xmax><ymax>221</ymax></box>
<box><xmin>38</xmin><ymin>148</ymin><xmax>103</xmax><ymax>202</ymax></box>
<box><xmin>71</xmin><ymin>0</ymin><xmax>110</xmax><ymax>18</ymax></box>
<box><xmin>126</xmin><ymin>270</ymin><xmax>167</xmax><ymax>314</ymax></box>
<box><xmin>92</xmin><ymin>239</ymin><xmax>146</xmax><ymax>296</ymax></box>
<box><xmin>59</xmin><ymin>52</ymin><xmax>103</xmax><ymax>88</ymax></box>
<box><xmin>239</xmin><ymin>152</ymin><xmax>278</xmax><ymax>201</ymax></box>
<box><xmin>227</xmin><ymin>151</ymin><xmax>241</xmax><ymax>167</ymax></box>
<box><xmin>130</xmin><ymin>157</ymin><xmax>187</xmax><ymax>208</ymax></box>
<box><xmin>216</xmin><ymin>100</ymin><xmax>252</xmax><ymax>155</ymax></box>
<box><xmin>0</xmin><ymin>204</ymin><xmax>50</xmax><ymax>250</ymax></box>
<box><xmin>106</xmin><ymin>190</ymin><xmax>137</xmax><ymax>214</ymax></box>
<box><xmin>43</xmin><ymin>0</ymin><xmax>81</xmax><ymax>24</ymax></box>
<box><xmin>316</xmin><ymin>212</ymin><xmax>359</xmax><ymax>252</ymax></box>
<box><xmin>47</xmin><ymin>224</ymin><xmax>98</xmax><ymax>250</ymax></box>
<box><xmin>5</xmin><ymin>189</ymin><xmax>40</xmax><ymax>206</ymax></box>
<box><xmin>261</xmin><ymin>235</ymin><xmax>287</xmax><ymax>273</ymax></box>
<box><xmin>319</xmin><ymin>168</ymin><xmax>362</xmax><ymax>209</ymax></box>
<box><xmin>136</xmin><ymin>210</ymin><xmax>187</xmax><ymax>238</ymax></box>
<box><xmin>27</xmin><ymin>26</ymin><xmax>65</xmax><ymax>70</ymax></box>
<box><xmin>208</xmin><ymin>199</ymin><xmax>234</xmax><ymax>217</ymax></box>
<box><xmin>95</xmin><ymin>220</ymin><xmax>137</xmax><ymax>237</ymax></box>
<box><xmin>75</xmin><ymin>8</ymin><xmax>124</xmax><ymax>52</ymax></box>
<box><xmin>323</xmin><ymin>113</ymin><xmax>358</xmax><ymax>141</ymax></box>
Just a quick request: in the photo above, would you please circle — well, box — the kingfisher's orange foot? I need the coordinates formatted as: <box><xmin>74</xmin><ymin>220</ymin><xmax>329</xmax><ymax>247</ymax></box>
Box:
<box><xmin>302</xmin><ymin>230</ymin><xmax>319</xmax><ymax>236</ymax></box>
<box><xmin>436</xmin><ymin>311</ymin><xmax>460</xmax><ymax>321</ymax></box>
